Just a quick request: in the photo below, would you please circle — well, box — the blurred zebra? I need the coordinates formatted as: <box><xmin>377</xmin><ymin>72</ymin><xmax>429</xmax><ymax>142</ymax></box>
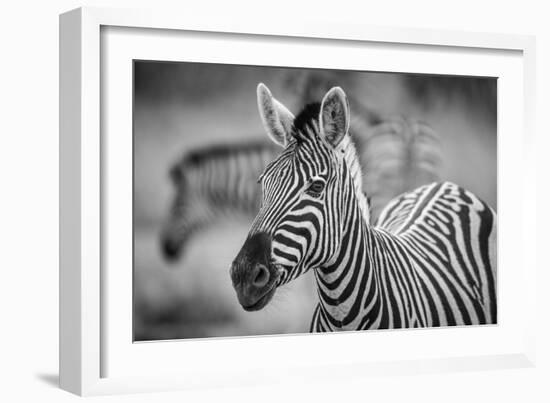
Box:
<box><xmin>161</xmin><ymin>141</ymin><xmax>277</xmax><ymax>260</ymax></box>
<box><xmin>362</xmin><ymin>117</ymin><xmax>442</xmax><ymax>222</ymax></box>
<box><xmin>230</xmin><ymin>84</ymin><xmax>496</xmax><ymax>330</ymax></box>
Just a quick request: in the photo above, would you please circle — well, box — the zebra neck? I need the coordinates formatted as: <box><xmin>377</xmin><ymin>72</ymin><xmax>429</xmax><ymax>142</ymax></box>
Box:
<box><xmin>315</xmin><ymin>189</ymin><xmax>381</xmax><ymax>331</ymax></box>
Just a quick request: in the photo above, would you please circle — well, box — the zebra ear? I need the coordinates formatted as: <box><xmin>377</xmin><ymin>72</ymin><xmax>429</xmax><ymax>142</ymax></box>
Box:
<box><xmin>320</xmin><ymin>87</ymin><xmax>350</xmax><ymax>147</ymax></box>
<box><xmin>257</xmin><ymin>83</ymin><xmax>295</xmax><ymax>147</ymax></box>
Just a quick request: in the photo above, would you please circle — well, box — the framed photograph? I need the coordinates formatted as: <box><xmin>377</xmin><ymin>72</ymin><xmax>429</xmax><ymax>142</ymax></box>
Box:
<box><xmin>59</xmin><ymin>6</ymin><xmax>537</xmax><ymax>396</ymax></box>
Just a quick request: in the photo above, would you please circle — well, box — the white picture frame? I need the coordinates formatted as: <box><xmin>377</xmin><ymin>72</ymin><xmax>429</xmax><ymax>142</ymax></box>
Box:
<box><xmin>59</xmin><ymin>6</ymin><xmax>537</xmax><ymax>396</ymax></box>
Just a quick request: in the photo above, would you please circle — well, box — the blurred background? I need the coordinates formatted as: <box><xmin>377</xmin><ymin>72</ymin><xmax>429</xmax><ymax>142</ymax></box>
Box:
<box><xmin>133</xmin><ymin>61</ymin><xmax>497</xmax><ymax>341</ymax></box>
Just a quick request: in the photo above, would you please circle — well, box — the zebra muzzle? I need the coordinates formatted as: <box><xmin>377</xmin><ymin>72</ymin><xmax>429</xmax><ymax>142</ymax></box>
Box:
<box><xmin>160</xmin><ymin>236</ymin><xmax>182</xmax><ymax>261</ymax></box>
<box><xmin>160</xmin><ymin>226</ymin><xmax>194</xmax><ymax>263</ymax></box>
<box><xmin>230</xmin><ymin>232</ymin><xmax>278</xmax><ymax>311</ymax></box>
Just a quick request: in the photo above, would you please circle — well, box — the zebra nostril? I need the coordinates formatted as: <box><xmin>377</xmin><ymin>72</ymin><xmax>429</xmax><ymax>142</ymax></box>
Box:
<box><xmin>252</xmin><ymin>264</ymin><xmax>270</xmax><ymax>288</ymax></box>
<box><xmin>161</xmin><ymin>237</ymin><xmax>181</xmax><ymax>261</ymax></box>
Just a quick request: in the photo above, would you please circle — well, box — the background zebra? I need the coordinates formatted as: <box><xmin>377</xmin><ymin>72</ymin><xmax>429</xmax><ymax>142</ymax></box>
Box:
<box><xmin>230</xmin><ymin>84</ymin><xmax>497</xmax><ymax>331</ymax></box>
<box><xmin>161</xmin><ymin>141</ymin><xmax>278</xmax><ymax>260</ymax></box>
<box><xmin>161</xmin><ymin>100</ymin><xmax>441</xmax><ymax>261</ymax></box>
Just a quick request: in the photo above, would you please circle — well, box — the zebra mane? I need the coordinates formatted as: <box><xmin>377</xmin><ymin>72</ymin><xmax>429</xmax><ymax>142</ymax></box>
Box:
<box><xmin>338</xmin><ymin>135</ymin><xmax>370</xmax><ymax>224</ymax></box>
<box><xmin>292</xmin><ymin>102</ymin><xmax>321</xmax><ymax>143</ymax></box>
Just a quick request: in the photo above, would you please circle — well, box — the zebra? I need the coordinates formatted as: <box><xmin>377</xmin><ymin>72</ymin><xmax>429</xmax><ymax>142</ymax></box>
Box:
<box><xmin>161</xmin><ymin>107</ymin><xmax>441</xmax><ymax>261</ymax></box>
<box><xmin>229</xmin><ymin>83</ymin><xmax>496</xmax><ymax>331</ymax></box>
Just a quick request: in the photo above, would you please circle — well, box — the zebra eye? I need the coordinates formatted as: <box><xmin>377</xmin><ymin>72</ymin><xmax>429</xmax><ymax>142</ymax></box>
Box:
<box><xmin>307</xmin><ymin>180</ymin><xmax>325</xmax><ymax>195</ymax></box>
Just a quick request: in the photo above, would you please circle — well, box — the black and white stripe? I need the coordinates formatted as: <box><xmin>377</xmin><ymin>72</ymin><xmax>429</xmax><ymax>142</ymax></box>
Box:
<box><xmin>310</xmin><ymin>181</ymin><xmax>496</xmax><ymax>331</ymax></box>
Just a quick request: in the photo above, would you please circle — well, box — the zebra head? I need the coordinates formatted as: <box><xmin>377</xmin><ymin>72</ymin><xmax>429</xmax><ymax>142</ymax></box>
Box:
<box><xmin>231</xmin><ymin>83</ymin><xmax>362</xmax><ymax>311</ymax></box>
<box><xmin>160</xmin><ymin>162</ymin><xmax>195</xmax><ymax>261</ymax></box>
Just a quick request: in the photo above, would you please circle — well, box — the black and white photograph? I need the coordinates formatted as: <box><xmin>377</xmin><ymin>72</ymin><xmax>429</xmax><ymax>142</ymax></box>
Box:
<box><xmin>133</xmin><ymin>61</ymin><xmax>497</xmax><ymax>341</ymax></box>
<box><xmin>5</xmin><ymin>0</ymin><xmax>549</xmax><ymax>400</ymax></box>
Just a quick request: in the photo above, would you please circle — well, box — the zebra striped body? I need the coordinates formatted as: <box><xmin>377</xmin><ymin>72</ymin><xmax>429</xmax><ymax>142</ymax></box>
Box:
<box><xmin>230</xmin><ymin>84</ymin><xmax>496</xmax><ymax>331</ymax></box>
<box><xmin>310</xmin><ymin>181</ymin><xmax>496</xmax><ymax>331</ymax></box>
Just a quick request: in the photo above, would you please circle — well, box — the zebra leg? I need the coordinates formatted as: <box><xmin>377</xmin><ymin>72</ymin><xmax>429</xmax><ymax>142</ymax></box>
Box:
<box><xmin>310</xmin><ymin>304</ymin><xmax>323</xmax><ymax>332</ymax></box>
